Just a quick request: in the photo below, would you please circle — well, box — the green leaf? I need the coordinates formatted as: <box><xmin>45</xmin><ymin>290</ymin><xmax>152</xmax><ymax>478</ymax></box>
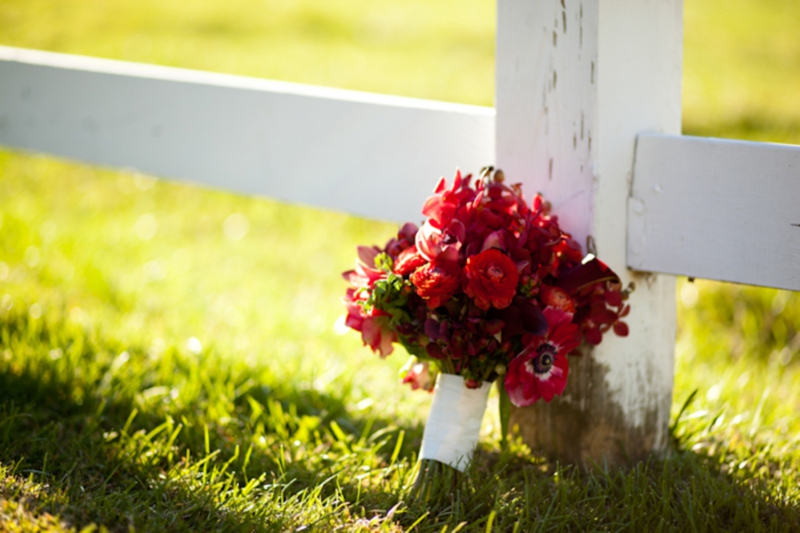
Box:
<box><xmin>374</xmin><ymin>252</ymin><xmax>394</xmax><ymax>273</ymax></box>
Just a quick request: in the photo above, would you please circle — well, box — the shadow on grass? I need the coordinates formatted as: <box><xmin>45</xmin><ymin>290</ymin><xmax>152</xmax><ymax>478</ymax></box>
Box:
<box><xmin>2</xmin><ymin>307</ymin><xmax>799</xmax><ymax>532</ymax></box>
<box><xmin>0</xmin><ymin>308</ymin><xmax>422</xmax><ymax>531</ymax></box>
<box><xmin>389</xmin><ymin>443</ymin><xmax>800</xmax><ymax>532</ymax></box>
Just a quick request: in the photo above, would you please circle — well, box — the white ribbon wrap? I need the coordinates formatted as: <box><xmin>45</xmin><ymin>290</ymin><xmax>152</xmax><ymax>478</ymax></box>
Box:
<box><xmin>419</xmin><ymin>373</ymin><xmax>491</xmax><ymax>472</ymax></box>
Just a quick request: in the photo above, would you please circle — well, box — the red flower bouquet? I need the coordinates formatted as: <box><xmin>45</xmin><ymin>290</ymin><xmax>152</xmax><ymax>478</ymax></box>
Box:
<box><xmin>342</xmin><ymin>168</ymin><xmax>631</xmax><ymax>484</ymax></box>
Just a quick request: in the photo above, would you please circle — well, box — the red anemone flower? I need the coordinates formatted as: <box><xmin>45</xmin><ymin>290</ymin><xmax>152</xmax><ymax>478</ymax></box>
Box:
<box><xmin>504</xmin><ymin>307</ymin><xmax>581</xmax><ymax>406</ymax></box>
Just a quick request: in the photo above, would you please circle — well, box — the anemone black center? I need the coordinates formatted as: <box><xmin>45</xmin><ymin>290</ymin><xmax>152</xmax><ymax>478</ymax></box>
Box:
<box><xmin>533</xmin><ymin>343</ymin><xmax>557</xmax><ymax>374</ymax></box>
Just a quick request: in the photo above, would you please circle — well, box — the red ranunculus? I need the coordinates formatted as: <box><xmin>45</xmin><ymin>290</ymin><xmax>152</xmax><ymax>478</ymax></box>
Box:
<box><xmin>410</xmin><ymin>260</ymin><xmax>461</xmax><ymax>309</ymax></box>
<box><xmin>504</xmin><ymin>307</ymin><xmax>580</xmax><ymax>406</ymax></box>
<box><xmin>540</xmin><ymin>285</ymin><xmax>575</xmax><ymax>313</ymax></box>
<box><xmin>393</xmin><ymin>245</ymin><xmax>427</xmax><ymax>276</ymax></box>
<box><xmin>463</xmin><ymin>249</ymin><xmax>519</xmax><ymax>310</ymax></box>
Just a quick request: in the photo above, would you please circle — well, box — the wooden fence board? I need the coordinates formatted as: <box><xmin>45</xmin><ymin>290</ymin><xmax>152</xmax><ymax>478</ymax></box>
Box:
<box><xmin>0</xmin><ymin>46</ymin><xmax>495</xmax><ymax>223</ymax></box>
<box><xmin>629</xmin><ymin>133</ymin><xmax>800</xmax><ymax>291</ymax></box>
<box><xmin>497</xmin><ymin>0</ymin><xmax>683</xmax><ymax>463</ymax></box>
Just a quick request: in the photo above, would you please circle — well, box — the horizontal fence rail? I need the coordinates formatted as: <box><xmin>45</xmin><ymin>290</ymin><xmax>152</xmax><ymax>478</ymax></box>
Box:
<box><xmin>0</xmin><ymin>46</ymin><xmax>495</xmax><ymax>223</ymax></box>
<box><xmin>628</xmin><ymin>133</ymin><xmax>800</xmax><ymax>291</ymax></box>
<box><xmin>3</xmin><ymin>47</ymin><xmax>799</xmax><ymax>292</ymax></box>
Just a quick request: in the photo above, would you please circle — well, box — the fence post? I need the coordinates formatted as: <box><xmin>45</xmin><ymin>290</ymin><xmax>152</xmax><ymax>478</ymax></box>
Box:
<box><xmin>496</xmin><ymin>0</ymin><xmax>682</xmax><ymax>463</ymax></box>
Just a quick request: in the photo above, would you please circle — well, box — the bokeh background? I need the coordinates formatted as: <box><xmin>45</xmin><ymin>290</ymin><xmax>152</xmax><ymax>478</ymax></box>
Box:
<box><xmin>0</xmin><ymin>0</ymin><xmax>798</xmax><ymax>524</ymax></box>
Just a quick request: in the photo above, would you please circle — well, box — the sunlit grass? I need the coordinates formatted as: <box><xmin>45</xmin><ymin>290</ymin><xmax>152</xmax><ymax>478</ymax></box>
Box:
<box><xmin>0</xmin><ymin>0</ymin><xmax>495</xmax><ymax>106</ymax></box>
<box><xmin>0</xmin><ymin>150</ymin><xmax>425</xmax><ymax>423</ymax></box>
<box><xmin>683</xmin><ymin>0</ymin><xmax>800</xmax><ymax>143</ymax></box>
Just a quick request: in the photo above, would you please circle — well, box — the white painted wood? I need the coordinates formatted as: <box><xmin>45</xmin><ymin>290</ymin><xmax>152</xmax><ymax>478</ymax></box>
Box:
<box><xmin>0</xmin><ymin>46</ymin><xmax>495</xmax><ymax>223</ymax></box>
<box><xmin>497</xmin><ymin>0</ymin><xmax>682</xmax><ymax>462</ymax></box>
<box><xmin>629</xmin><ymin>133</ymin><xmax>800</xmax><ymax>292</ymax></box>
<box><xmin>496</xmin><ymin>0</ymin><xmax>597</xmax><ymax>249</ymax></box>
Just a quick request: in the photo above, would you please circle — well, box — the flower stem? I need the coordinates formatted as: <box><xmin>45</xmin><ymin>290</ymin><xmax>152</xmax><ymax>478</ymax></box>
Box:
<box><xmin>409</xmin><ymin>459</ymin><xmax>463</xmax><ymax>502</ymax></box>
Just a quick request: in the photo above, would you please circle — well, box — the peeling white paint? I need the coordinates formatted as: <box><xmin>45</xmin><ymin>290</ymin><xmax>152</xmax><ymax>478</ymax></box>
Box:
<box><xmin>498</xmin><ymin>0</ymin><xmax>681</xmax><ymax>456</ymax></box>
<box><xmin>594</xmin><ymin>0</ymin><xmax>681</xmax><ymax>436</ymax></box>
<box><xmin>497</xmin><ymin>0</ymin><xmax>597</xmax><ymax>249</ymax></box>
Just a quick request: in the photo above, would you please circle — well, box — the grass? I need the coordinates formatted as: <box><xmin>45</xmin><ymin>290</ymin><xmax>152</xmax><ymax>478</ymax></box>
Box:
<box><xmin>1</xmin><ymin>0</ymin><xmax>800</xmax><ymax>531</ymax></box>
<box><xmin>0</xmin><ymin>0</ymin><xmax>495</xmax><ymax>107</ymax></box>
<box><xmin>1</xmin><ymin>152</ymin><xmax>799</xmax><ymax>531</ymax></box>
<box><xmin>682</xmin><ymin>0</ymin><xmax>800</xmax><ymax>143</ymax></box>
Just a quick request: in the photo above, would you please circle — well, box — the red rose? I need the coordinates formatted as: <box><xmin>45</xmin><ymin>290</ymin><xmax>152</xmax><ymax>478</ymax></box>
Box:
<box><xmin>393</xmin><ymin>245</ymin><xmax>427</xmax><ymax>276</ymax></box>
<box><xmin>464</xmin><ymin>249</ymin><xmax>519</xmax><ymax>310</ymax></box>
<box><xmin>410</xmin><ymin>261</ymin><xmax>461</xmax><ymax>309</ymax></box>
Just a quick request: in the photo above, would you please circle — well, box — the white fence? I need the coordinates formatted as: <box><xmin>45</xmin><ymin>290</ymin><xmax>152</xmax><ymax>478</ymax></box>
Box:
<box><xmin>0</xmin><ymin>46</ymin><xmax>494</xmax><ymax>223</ymax></box>
<box><xmin>630</xmin><ymin>134</ymin><xmax>800</xmax><ymax>292</ymax></box>
<box><xmin>1</xmin><ymin>0</ymin><xmax>798</xmax><ymax>462</ymax></box>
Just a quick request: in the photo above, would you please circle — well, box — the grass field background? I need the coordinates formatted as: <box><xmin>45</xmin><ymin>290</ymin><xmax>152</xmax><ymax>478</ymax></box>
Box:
<box><xmin>1</xmin><ymin>0</ymin><xmax>799</xmax><ymax>531</ymax></box>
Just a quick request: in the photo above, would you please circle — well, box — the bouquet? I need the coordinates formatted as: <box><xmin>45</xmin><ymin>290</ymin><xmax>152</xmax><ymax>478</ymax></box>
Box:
<box><xmin>342</xmin><ymin>168</ymin><xmax>630</xmax><ymax>489</ymax></box>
